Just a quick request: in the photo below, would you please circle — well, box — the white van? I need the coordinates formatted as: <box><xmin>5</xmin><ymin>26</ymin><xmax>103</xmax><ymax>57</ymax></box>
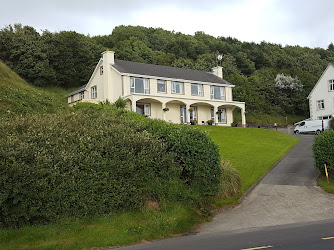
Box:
<box><xmin>294</xmin><ymin>120</ymin><xmax>330</xmax><ymax>134</ymax></box>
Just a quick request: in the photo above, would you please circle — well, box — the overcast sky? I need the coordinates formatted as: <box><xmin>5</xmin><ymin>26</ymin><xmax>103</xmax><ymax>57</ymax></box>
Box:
<box><xmin>1</xmin><ymin>0</ymin><xmax>333</xmax><ymax>48</ymax></box>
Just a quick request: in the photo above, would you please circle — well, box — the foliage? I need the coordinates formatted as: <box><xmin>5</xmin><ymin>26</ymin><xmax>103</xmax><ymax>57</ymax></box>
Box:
<box><xmin>313</xmin><ymin>130</ymin><xmax>334</xmax><ymax>174</ymax></box>
<box><xmin>275</xmin><ymin>73</ymin><xmax>303</xmax><ymax>91</ymax></box>
<box><xmin>2</xmin><ymin>23</ymin><xmax>334</xmax><ymax>120</ymax></box>
<box><xmin>0</xmin><ymin>112</ymin><xmax>187</xmax><ymax>228</ymax></box>
<box><xmin>217</xmin><ymin>161</ymin><xmax>241</xmax><ymax>199</ymax></box>
<box><xmin>0</xmin><ymin>60</ymin><xmax>69</xmax><ymax>117</ymax></box>
<box><xmin>330</xmin><ymin>118</ymin><xmax>334</xmax><ymax>130</ymax></box>
<box><xmin>114</xmin><ymin>96</ymin><xmax>127</xmax><ymax>109</ymax></box>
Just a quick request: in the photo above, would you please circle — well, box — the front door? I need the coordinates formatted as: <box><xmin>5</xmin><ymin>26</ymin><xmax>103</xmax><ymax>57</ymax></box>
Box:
<box><xmin>180</xmin><ymin>106</ymin><xmax>187</xmax><ymax>124</ymax></box>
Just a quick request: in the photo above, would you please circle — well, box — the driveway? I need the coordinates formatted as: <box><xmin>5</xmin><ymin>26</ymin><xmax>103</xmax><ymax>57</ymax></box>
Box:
<box><xmin>200</xmin><ymin>133</ymin><xmax>334</xmax><ymax>234</ymax></box>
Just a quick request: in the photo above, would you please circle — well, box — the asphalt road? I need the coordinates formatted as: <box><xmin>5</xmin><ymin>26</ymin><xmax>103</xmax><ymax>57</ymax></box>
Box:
<box><xmin>115</xmin><ymin>133</ymin><xmax>334</xmax><ymax>249</ymax></box>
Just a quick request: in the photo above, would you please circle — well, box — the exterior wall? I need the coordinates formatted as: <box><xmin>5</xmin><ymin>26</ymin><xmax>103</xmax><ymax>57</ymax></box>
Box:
<box><xmin>150</xmin><ymin>102</ymin><xmax>163</xmax><ymax>119</ymax></box>
<box><xmin>309</xmin><ymin>65</ymin><xmax>334</xmax><ymax>120</ymax></box>
<box><xmin>197</xmin><ymin>105</ymin><xmax>212</xmax><ymax>124</ymax></box>
<box><xmin>165</xmin><ymin>103</ymin><xmax>182</xmax><ymax>123</ymax></box>
<box><xmin>86</xmin><ymin>61</ymin><xmax>104</xmax><ymax>101</ymax></box>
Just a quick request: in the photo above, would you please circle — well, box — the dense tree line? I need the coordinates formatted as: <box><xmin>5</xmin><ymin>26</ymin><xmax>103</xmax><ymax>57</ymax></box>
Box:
<box><xmin>1</xmin><ymin>24</ymin><xmax>334</xmax><ymax>117</ymax></box>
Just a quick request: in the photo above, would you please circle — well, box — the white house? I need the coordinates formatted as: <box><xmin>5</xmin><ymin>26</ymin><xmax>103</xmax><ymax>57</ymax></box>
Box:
<box><xmin>66</xmin><ymin>50</ymin><xmax>246</xmax><ymax>126</ymax></box>
<box><xmin>308</xmin><ymin>63</ymin><xmax>334</xmax><ymax>120</ymax></box>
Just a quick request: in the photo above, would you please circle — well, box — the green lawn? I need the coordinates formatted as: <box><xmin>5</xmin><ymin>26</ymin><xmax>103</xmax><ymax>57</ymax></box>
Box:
<box><xmin>198</xmin><ymin>126</ymin><xmax>300</xmax><ymax>193</ymax></box>
<box><xmin>0</xmin><ymin>125</ymin><xmax>299</xmax><ymax>249</ymax></box>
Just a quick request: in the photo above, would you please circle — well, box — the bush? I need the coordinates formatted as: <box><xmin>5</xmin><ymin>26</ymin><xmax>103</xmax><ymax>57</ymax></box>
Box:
<box><xmin>330</xmin><ymin>118</ymin><xmax>334</xmax><ymax>130</ymax></box>
<box><xmin>217</xmin><ymin>161</ymin><xmax>242</xmax><ymax>199</ymax></box>
<box><xmin>313</xmin><ymin>130</ymin><xmax>334</xmax><ymax>174</ymax></box>
<box><xmin>0</xmin><ymin>112</ymin><xmax>185</xmax><ymax>228</ymax></box>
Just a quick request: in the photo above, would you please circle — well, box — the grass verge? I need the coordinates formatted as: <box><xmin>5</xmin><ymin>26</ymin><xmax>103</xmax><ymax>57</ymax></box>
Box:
<box><xmin>318</xmin><ymin>175</ymin><xmax>334</xmax><ymax>194</ymax></box>
<box><xmin>0</xmin><ymin>204</ymin><xmax>204</xmax><ymax>250</ymax></box>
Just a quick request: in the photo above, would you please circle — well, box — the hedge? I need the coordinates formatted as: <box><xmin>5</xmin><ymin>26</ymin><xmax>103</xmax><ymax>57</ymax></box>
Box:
<box><xmin>0</xmin><ymin>106</ymin><xmax>222</xmax><ymax>228</ymax></box>
<box><xmin>0</xmin><ymin>112</ymin><xmax>185</xmax><ymax>227</ymax></box>
<box><xmin>313</xmin><ymin>130</ymin><xmax>334</xmax><ymax>174</ymax></box>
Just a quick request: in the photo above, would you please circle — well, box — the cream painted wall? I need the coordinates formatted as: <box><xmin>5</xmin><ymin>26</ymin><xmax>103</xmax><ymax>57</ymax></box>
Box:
<box><xmin>309</xmin><ymin>65</ymin><xmax>334</xmax><ymax>119</ymax></box>
<box><xmin>87</xmin><ymin>61</ymin><xmax>104</xmax><ymax>100</ymax></box>
<box><xmin>165</xmin><ymin>103</ymin><xmax>181</xmax><ymax>123</ymax></box>
<box><xmin>150</xmin><ymin>102</ymin><xmax>163</xmax><ymax>119</ymax></box>
<box><xmin>197</xmin><ymin>106</ymin><xmax>212</xmax><ymax>124</ymax></box>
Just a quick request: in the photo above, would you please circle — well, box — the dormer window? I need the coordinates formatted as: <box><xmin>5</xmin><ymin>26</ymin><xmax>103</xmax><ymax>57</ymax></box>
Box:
<box><xmin>329</xmin><ymin>79</ymin><xmax>334</xmax><ymax>91</ymax></box>
<box><xmin>131</xmin><ymin>78</ymin><xmax>149</xmax><ymax>94</ymax></box>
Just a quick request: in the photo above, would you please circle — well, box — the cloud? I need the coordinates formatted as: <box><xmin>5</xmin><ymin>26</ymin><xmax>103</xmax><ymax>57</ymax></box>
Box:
<box><xmin>0</xmin><ymin>0</ymin><xmax>333</xmax><ymax>48</ymax></box>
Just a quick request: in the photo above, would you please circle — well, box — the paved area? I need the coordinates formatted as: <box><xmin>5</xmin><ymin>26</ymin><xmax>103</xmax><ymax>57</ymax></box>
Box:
<box><xmin>200</xmin><ymin>133</ymin><xmax>334</xmax><ymax>234</ymax></box>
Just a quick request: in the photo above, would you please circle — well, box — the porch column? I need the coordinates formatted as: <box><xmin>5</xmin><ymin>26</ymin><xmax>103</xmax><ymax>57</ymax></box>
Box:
<box><xmin>241</xmin><ymin>107</ymin><xmax>246</xmax><ymax>127</ymax></box>
<box><xmin>186</xmin><ymin>104</ymin><xmax>190</xmax><ymax>124</ymax></box>
<box><xmin>162</xmin><ymin>102</ymin><xmax>167</xmax><ymax>121</ymax></box>
<box><xmin>132</xmin><ymin>99</ymin><xmax>137</xmax><ymax>112</ymax></box>
<box><xmin>213</xmin><ymin>106</ymin><xmax>218</xmax><ymax>124</ymax></box>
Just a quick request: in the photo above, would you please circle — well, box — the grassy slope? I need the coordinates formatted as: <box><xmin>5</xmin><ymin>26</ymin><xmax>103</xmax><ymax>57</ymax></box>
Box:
<box><xmin>199</xmin><ymin>126</ymin><xmax>300</xmax><ymax>193</ymax></box>
<box><xmin>0</xmin><ymin>61</ymin><xmax>69</xmax><ymax>117</ymax></box>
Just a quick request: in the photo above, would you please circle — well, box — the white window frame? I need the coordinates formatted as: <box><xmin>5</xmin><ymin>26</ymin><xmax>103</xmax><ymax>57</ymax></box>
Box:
<box><xmin>329</xmin><ymin>79</ymin><xmax>334</xmax><ymax>91</ymax></box>
<box><xmin>191</xmin><ymin>84</ymin><xmax>203</xmax><ymax>96</ymax></box>
<box><xmin>136</xmin><ymin>103</ymin><xmax>151</xmax><ymax>116</ymax></box>
<box><xmin>211</xmin><ymin>108</ymin><xmax>215</xmax><ymax>120</ymax></box>
<box><xmin>317</xmin><ymin>100</ymin><xmax>325</xmax><ymax>110</ymax></box>
<box><xmin>91</xmin><ymin>86</ymin><xmax>97</xmax><ymax>99</ymax></box>
<box><xmin>171</xmin><ymin>81</ymin><xmax>184</xmax><ymax>94</ymax></box>
<box><xmin>211</xmin><ymin>86</ymin><xmax>225</xmax><ymax>100</ymax></box>
<box><xmin>190</xmin><ymin>106</ymin><xmax>198</xmax><ymax>121</ymax></box>
<box><xmin>157</xmin><ymin>80</ymin><xmax>166</xmax><ymax>93</ymax></box>
<box><xmin>131</xmin><ymin>78</ymin><xmax>149</xmax><ymax>94</ymax></box>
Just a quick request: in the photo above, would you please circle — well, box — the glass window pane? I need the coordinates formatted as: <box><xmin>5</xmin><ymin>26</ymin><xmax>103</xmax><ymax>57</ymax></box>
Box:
<box><xmin>158</xmin><ymin>80</ymin><xmax>165</xmax><ymax>92</ymax></box>
<box><xmin>191</xmin><ymin>84</ymin><xmax>198</xmax><ymax>95</ymax></box>
<box><xmin>214</xmin><ymin>86</ymin><xmax>221</xmax><ymax>99</ymax></box>
<box><xmin>135</xmin><ymin>79</ymin><xmax>144</xmax><ymax>93</ymax></box>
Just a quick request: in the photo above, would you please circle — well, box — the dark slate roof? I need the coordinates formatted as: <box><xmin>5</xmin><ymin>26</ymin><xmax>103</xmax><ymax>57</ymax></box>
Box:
<box><xmin>65</xmin><ymin>83</ymin><xmax>87</xmax><ymax>97</ymax></box>
<box><xmin>113</xmin><ymin>59</ymin><xmax>232</xmax><ymax>85</ymax></box>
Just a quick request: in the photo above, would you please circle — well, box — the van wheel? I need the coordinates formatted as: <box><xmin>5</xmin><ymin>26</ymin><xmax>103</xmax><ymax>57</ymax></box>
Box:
<box><xmin>295</xmin><ymin>130</ymin><xmax>300</xmax><ymax>134</ymax></box>
<box><xmin>316</xmin><ymin>130</ymin><xmax>321</xmax><ymax>135</ymax></box>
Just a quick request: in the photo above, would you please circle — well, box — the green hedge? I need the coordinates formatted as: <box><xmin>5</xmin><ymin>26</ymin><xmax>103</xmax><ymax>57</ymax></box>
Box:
<box><xmin>0</xmin><ymin>106</ymin><xmax>222</xmax><ymax>228</ymax></box>
<box><xmin>313</xmin><ymin>130</ymin><xmax>334</xmax><ymax>174</ymax></box>
<box><xmin>0</xmin><ymin>112</ymin><xmax>185</xmax><ymax>228</ymax></box>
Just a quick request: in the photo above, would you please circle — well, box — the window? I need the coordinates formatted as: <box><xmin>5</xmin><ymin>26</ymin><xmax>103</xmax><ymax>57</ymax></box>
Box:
<box><xmin>318</xmin><ymin>115</ymin><xmax>331</xmax><ymax>120</ymax></box>
<box><xmin>317</xmin><ymin>100</ymin><xmax>325</xmax><ymax>110</ymax></box>
<box><xmin>191</xmin><ymin>84</ymin><xmax>203</xmax><ymax>96</ymax></box>
<box><xmin>211</xmin><ymin>108</ymin><xmax>215</xmax><ymax>120</ymax></box>
<box><xmin>329</xmin><ymin>79</ymin><xmax>334</xmax><ymax>91</ymax></box>
<box><xmin>136</xmin><ymin>103</ymin><xmax>150</xmax><ymax>116</ymax></box>
<box><xmin>71</xmin><ymin>95</ymin><xmax>74</xmax><ymax>102</ymax></box>
<box><xmin>217</xmin><ymin>108</ymin><xmax>226</xmax><ymax>123</ymax></box>
<box><xmin>211</xmin><ymin>86</ymin><xmax>225</xmax><ymax>100</ymax></box>
<box><xmin>157</xmin><ymin>80</ymin><xmax>166</xmax><ymax>93</ymax></box>
<box><xmin>91</xmin><ymin>86</ymin><xmax>97</xmax><ymax>99</ymax></box>
<box><xmin>79</xmin><ymin>92</ymin><xmax>84</xmax><ymax>100</ymax></box>
<box><xmin>100</xmin><ymin>66</ymin><xmax>103</xmax><ymax>75</ymax></box>
<box><xmin>189</xmin><ymin>106</ymin><xmax>197</xmax><ymax>121</ymax></box>
<box><xmin>171</xmin><ymin>81</ymin><xmax>184</xmax><ymax>94</ymax></box>
<box><xmin>131</xmin><ymin>78</ymin><xmax>149</xmax><ymax>94</ymax></box>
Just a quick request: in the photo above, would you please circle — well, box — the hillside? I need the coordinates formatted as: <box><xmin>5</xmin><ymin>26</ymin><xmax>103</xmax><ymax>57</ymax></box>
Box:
<box><xmin>0</xmin><ymin>61</ymin><xmax>69</xmax><ymax>117</ymax></box>
<box><xmin>2</xmin><ymin>24</ymin><xmax>334</xmax><ymax>122</ymax></box>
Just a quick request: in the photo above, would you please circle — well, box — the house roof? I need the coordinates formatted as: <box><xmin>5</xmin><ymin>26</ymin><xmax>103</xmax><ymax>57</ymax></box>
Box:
<box><xmin>65</xmin><ymin>83</ymin><xmax>87</xmax><ymax>97</ymax></box>
<box><xmin>112</xmin><ymin>60</ymin><xmax>232</xmax><ymax>85</ymax></box>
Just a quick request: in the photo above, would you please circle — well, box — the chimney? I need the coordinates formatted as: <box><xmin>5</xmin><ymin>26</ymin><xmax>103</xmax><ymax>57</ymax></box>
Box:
<box><xmin>212</xmin><ymin>66</ymin><xmax>223</xmax><ymax>79</ymax></box>
<box><xmin>102</xmin><ymin>50</ymin><xmax>115</xmax><ymax>65</ymax></box>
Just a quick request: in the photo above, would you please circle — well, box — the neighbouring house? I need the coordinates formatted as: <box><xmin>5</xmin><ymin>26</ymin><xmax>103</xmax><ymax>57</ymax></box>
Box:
<box><xmin>66</xmin><ymin>50</ymin><xmax>246</xmax><ymax>126</ymax></box>
<box><xmin>308</xmin><ymin>63</ymin><xmax>334</xmax><ymax>120</ymax></box>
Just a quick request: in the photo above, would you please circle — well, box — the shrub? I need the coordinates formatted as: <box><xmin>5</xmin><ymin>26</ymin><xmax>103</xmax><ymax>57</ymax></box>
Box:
<box><xmin>313</xmin><ymin>130</ymin><xmax>334</xmax><ymax>174</ymax></box>
<box><xmin>0</xmin><ymin>112</ymin><xmax>185</xmax><ymax>228</ymax></box>
<box><xmin>330</xmin><ymin>118</ymin><xmax>334</xmax><ymax>130</ymax></box>
<box><xmin>118</xmin><ymin>111</ymin><xmax>222</xmax><ymax>197</ymax></box>
<box><xmin>217</xmin><ymin>161</ymin><xmax>242</xmax><ymax>199</ymax></box>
